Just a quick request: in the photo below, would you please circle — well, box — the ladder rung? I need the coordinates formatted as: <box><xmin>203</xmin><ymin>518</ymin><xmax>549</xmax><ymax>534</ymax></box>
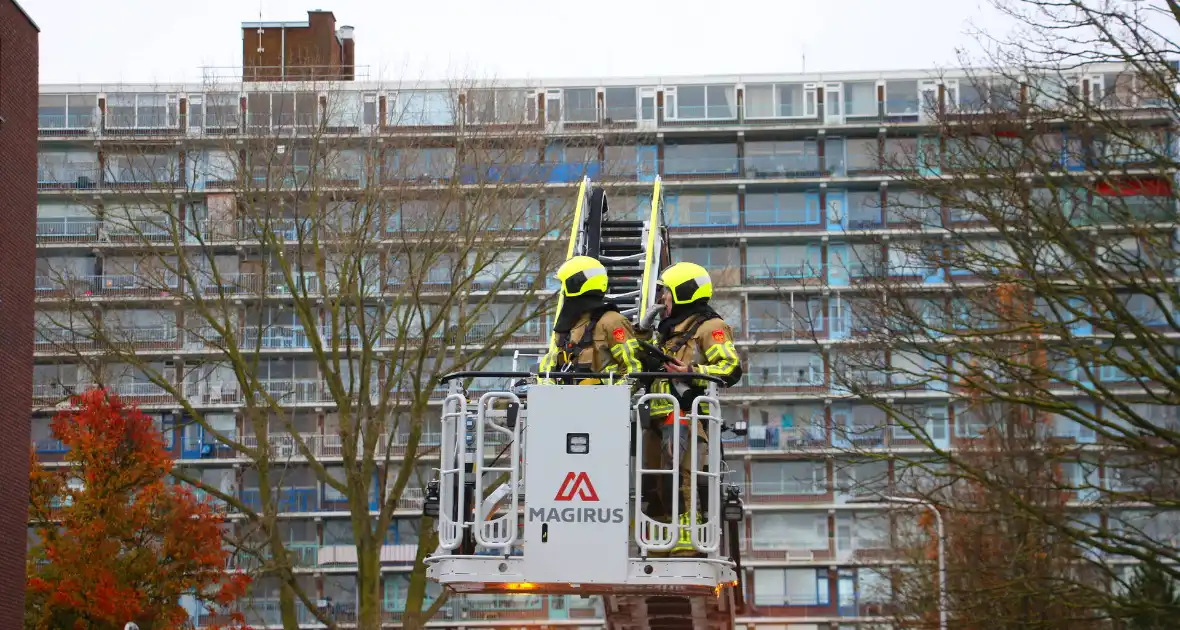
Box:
<box><xmin>600</xmin><ymin>254</ymin><xmax>646</xmax><ymax>263</ymax></box>
<box><xmin>603</xmin><ymin>220</ymin><xmax>645</xmax><ymax>229</ymax></box>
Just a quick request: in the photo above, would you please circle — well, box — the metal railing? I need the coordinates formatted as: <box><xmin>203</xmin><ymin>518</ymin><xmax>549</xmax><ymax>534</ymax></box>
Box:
<box><xmin>35</xmin><ymin>218</ymin><xmax>101</xmax><ymax>242</ymax></box>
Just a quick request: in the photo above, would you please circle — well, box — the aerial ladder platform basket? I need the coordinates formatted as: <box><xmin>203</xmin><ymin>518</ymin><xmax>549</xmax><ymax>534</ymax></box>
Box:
<box><xmin>423</xmin><ymin>178</ymin><xmax>747</xmax><ymax>630</ymax></box>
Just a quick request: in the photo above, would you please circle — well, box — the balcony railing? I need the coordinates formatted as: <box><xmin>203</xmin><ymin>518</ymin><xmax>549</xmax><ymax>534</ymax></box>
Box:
<box><xmin>37</xmin><ymin>166</ymin><xmax>100</xmax><ymax>189</ymax></box>
<box><xmin>744</xmin><ymin>154</ymin><xmax>822</xmax><ymax>177</ymax></box>
<box><xmin>746</xmin><ymin>480</ymin><xmax>829</xmax><ymax>498</ymax></box>
<box><xmin>741</xmin><ymin>538</ymin><xmax>828</xmax><ymax>563</ymax></box>
<box><xmin>239</xmin><ymin>486</ymin><xmax>319</xmax><ymax>513</ymax></box>
<box><xmin>833</xmin><ymin>423</ymin><xmax>888</xmax><ymax>448</ymax></box>
<box><xmin>38</xmin><ymin>113</ymin><xmax>96</xmax><ymax>132</ymax></box>
<box><xmin>663</xmin><ymin>156</ymin><xmax>741</xmax><ymax>177</ymax></box>
<box><xmin>744</xmin><ymin>425</ymin><xmax>828</xmax><ymax>449</ymax></box>
<box><xmin>744</xmin><ymin>206</ymin><xmax>822</xmax><ymax>227</ymax></box>
<box><xmin>36</xmin><ymin>218</ymin><xmax>101</xmax><ymax>243</ymax></box>
<box><xmin>107</xmin><ymin>381</ymin><xmax>172</xmax><ymax>400</ymax></box>
<box><xmin>743</xmin><ymin>263</ymin><xmax>822</xmax><ymax>281</ymax></box>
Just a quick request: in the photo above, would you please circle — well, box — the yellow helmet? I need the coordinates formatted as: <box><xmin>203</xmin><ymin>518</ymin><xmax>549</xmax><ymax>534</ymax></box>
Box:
<box><xmin>555</xmin><ymin>256</ymin><xmax>609</xmax><ymax>297</ymax></box>
<box><xmin>657</xmin><ymin>262</ymin><xmax>713</xmax><ymax>305</ymax></box>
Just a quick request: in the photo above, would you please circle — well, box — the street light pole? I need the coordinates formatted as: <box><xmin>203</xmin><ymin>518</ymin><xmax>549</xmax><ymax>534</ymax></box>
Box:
<box><xmin>847</xmin><ymin>494</ymin><xmax>946</xmax><ymax>630</ymax></box>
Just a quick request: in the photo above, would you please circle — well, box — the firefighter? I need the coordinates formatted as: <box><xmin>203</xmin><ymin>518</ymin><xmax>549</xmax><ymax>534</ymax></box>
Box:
<box><xmin>646</xmin><ymin>262</ymin><xmax>742</xmax><ymax>557</ymax></box>
<box><xmin>538</xmin><ymin>256</ymin><xmax>643</xmax><ymax>383</ymax></box>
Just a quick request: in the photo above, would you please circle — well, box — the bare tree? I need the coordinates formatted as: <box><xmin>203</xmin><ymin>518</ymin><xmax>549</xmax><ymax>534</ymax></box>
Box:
<box><xmin>746</xmin><ymin>2</ymin><xmax>1180</xmax><ymax>625</ymax></box>
<box><xmin>31</xmin><ymin>75</ymin><xmax>618</xmax><ymax>629</ymax></box>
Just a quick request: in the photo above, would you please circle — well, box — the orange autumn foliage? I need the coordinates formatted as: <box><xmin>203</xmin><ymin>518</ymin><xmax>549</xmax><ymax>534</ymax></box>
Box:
<box><xmin>26</xmin><ymin>389</ymin><xmax>250</xmax><ymax>630</ymax></box>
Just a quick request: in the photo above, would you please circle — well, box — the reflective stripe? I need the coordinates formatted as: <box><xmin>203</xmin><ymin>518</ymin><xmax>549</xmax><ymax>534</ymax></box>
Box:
<box><xmin>702</xmin><ymin>341</ymin><xmax>740</xmax><ymax>378</ymax></box>
<box><xmin>672</xmin><ymin>513</ymin><xmax>696</xmax><ymax>551</ymax></box>
<box><xmin>609</xmin><ymin>337</ymin><xmax>643</xmax><ymax>374</ymax></box>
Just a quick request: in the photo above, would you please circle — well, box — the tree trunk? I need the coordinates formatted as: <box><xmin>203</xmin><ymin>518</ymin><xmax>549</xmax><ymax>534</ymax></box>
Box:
<box><xmin>356</xmin><ymin>536</ymin><xmax>383</xmax><ymax>630</ymax></box>
<box><xmin>279</xmin><ymin>579</ymin><xmax>300</xmax><ymax>629</ymax></box>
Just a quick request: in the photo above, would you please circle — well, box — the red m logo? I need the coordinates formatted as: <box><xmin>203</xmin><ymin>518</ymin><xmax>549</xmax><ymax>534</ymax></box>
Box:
<box><xmin>554</xmin><ymin>472</ymin><xmax>599</xmax><ymax>502</ymax></box>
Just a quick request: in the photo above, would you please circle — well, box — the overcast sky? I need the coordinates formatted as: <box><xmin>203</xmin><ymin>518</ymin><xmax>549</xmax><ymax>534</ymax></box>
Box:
<box><xmin>25</xmin><ymin>0</ymin><xmax>1021</xmax><ymax>85</ymax></box>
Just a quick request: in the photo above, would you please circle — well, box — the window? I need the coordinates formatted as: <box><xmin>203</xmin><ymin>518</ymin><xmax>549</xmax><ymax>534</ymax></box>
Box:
<box><xmin>37</xmin><ymin>151</ymin><xmax>99</xmax><ymax>185</ymax></box>
<box><xmin>205</xmin><ymin>93</ymin><xmax>240</xmax><ymax>129</ymax></box>
<box><xmin>846</xmin><ymin>138</ymin><xmax>880</xmax><ymax>171</ymax></box>
<box><xmin>844</xmin><ymin>81</ymin><xmax>878</xmax><ymax>117</ymax></box>
<box><xmin>745</xmin><ymin>140</ymin><xmax>820</xmax><ymax>175</ymax></box>
<box><xmin>748</xmin><ymin>297</ymin><xmax>823</xmax><ymax>334</ymax></box>
<box><xmin>745</xmin><ymin>83</ymin><xmax>816</xmax><ymax>118</ymax></box>
<box><xmin>752</xmin><ymin>512</ymin><xmax>828</xmax><ymax>550</ymax></box>
<box><xmin>885</xmin><ymin>80</ymin><xmax>919</xmax><ymax>115</ymax></box>
<box><xmin>468</xmin><ymin>250</ymin><xmax>538</xmax><ymax>289</ymax></box>
<box><xmin>833</xmin><ymin>459</ymin><xmax>889</xmax><ymax>496</ymax></box>
<box><xmin>325</xmin><ymin>91</ymin><xmax>363</xmax><ymax>127</ymax></box>
<box><xmin>753</xmin><ymin>569</ymin><xmax>830</xmax><ymax>606</ymax></box>
<box><xmin>847</xmin><ymin>190</ymin><xmax>882</xmax><ymax>227</ymax></box>
<box><xmin>362</xmin><ymin>93</ymin><xmax>378</xmax><ymax>125</ymax></box>
<box><xmin>836</xmin><ymin>512</ymin><xmax>891</xmax><ymax>552</ymax></box>
<box><xmin>603</xmin><ymin>86</ymin><xmax>637</xmax><ymax>121</ymax></box>
<box><xmin>390</xmin><ymin>90</ymin><xmax>454</xmax><ymax>126</ymax></box>
<box><xmin>888</xmin><ymin>241</ymin><xmax>936</xmax><ymax>277</ymax></box>
<box><xmin>675</xmin><ymin>84</ymin><xmax>736</xmax><ymax>120</ymax></box>
<box><xmin>664</xmin><ymin>143</ymin><xmax>738</xmax><ymax>175</ymax></box>
<box><xmin>956</xmin><ymin>79</ymin><xmax>987</xmax><ymax>111</ymax></box>
<box><xmin>675</xmin><ymin>245</ymin><xmax>740</xmax><ymax>286</ymax></box>
<box><xmin>747</xmin><ymin>351</ymin><xmax>823</xmax><ymax>387</ymax></box>
<box><xmin>750</xmin><ymin>461</ymin><xmax>827</xmax><ymax>496</ymax></box>
<box><xmin>833</xmin><ymin>405</ymin><xmax>887</xmax><ymax>447</ymax></box>
<box><xmin>563</xmin><ymin>88</ymin><xmax>597</xmax><ymax>122</ymax></box>
<box><xmin>106</xmin><ymin>93</ymin><xmax>177</xmax><ymax>129</ymax></box>
<box><xmin>887</xmin><ymin>189</ymin><xmax>939</xmax><ymax>226</ymax></box>
<box><xmin>750</xmin><ymin>404</ymin><xmax>826</xmax><ymax>445</ymax></box>
<box><xmin>106</xmin><ymin>153</ymin><xmax>176</xmax><ymax>185</ymax></box>
<box><xmin>745</xmin><ymin>192</ymin><xmax>821</xmax><ymax>226</ymax></box>
<box><xmin>666</xmin><ymin>194</ymin><xmax>738</xmax><ymax>227</ymax></box>
<box><xmin>466</xmin><ymin>89</ymin><xmax>535</xmax><ymax>124</ymax></box>
<box><xmin>38</xmin><ymin>94</ymin><xmax>96</xmax><ymax>129</ymax></box>
<box><xmin>1029</xmin><ymin>73</ymin><xmax>1077</xmax><ymax>109</ymax></box>
<box><xmin>245</xmin><ymin>92</ymin><xmax>317</xmax><ymax>129</ymax></box>
<box><xmin>387</xmin><ymin>148</ymin><xmax>456</xmax><ymax>181</ymax></box>
<box><xmin>747</xmin><ymin>244</ymin><xmax>821</xmax><ymax>279</ymax></box>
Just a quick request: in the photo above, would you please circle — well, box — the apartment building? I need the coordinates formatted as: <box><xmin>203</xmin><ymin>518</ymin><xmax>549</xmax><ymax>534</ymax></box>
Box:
<box><xmin>30</xmin><ymin>11</ymin><xmax>1179</xmax><ymax>629</ymax></box>
<box><xmin>1</xmin><ymin>0</ymin><xmax>39</xmax><ymax>623</ymax></box>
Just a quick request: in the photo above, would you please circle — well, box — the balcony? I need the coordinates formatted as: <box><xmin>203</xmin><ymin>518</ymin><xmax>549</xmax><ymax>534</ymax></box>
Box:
<box><xmin>883</xmin><ymin>98</ymin><xmax>922</xmax><ymax>119</ymax></box>
<box><xmin>662</xmin><ymin>156</ymin><xmax>741</xmax><ymax>179</ymax></box>
<box><xmin>104</xmin><ymin>219</ymin><xmax>173</xmax><ymax>243</ymax></box>
<box><xmin>252</xmin><ymin>379</ymin><xmax>334</xmax><ymax>406</ymax></box>
<box><xmin>743</xmin><ymin>205</ymin><xmax>822</xmax><ymax>229</ymax></box>
<box><xmin>239</xmin><ymin>486</ymin><xmax>319</xmax><ymax>513</ymax></box>
<box><xmin>196</xmin><ymin>273</ymin><xmax>262</xmax><ymax>296</ymax></box>
<box><xmin>36</xmin><ymin>218</ymin><xmax>100</xmax><ymax>244</ymax></box>
<box><xmin>32</xmin><ymin>381</ymin><xmax>76</xmax><ymax>405</ymax></box>
<box><xmin>740</xmin><ymin>359</ymin><xmax>827</xmax><ymax>394</ymax></box>
<box><xmin>742</xmin><ymin>537</ymin><xmax>832</xmax><ymax>563</ymax></box>
<box><xmin>105</xmin><ymin>381</ymin><xmax>174</xmax><ymax>405</ymax></box>
<box><xmin>744</xmin><ymin>153</ymin><xmax>822</xmax><ymax>178</ymax></box>
<box><xmin>187</xmin><ymin>220</ymin><xmax>239</xmax><ymax>243</ymax></box>
<box><xmin>38</xmin><ymin>113</ymin><xmax>97</xmax><ymax>136</ymax></box>
<box><xmin>536</xmin><ymin>160</ymin><xmax>601</xmax><ymax>184</ymax></box>
<box><xmin>833</xmin><ymin>422</ymin><xmax>888</xmax><ymax>449</ymax></box>
<box><xmin>235</xmin><ymin>325</ymin><xmax>360</xmax><ymax>351</ymax></box>
<box><xmin>107</xmin><ymin>325</ymin><xmax>181</xmax><ymax>351</ymax></box>
<box><xmin>743</xmin><ymin>263</ymin><xmax>822</xmax><ymax>283</ymax></box>
<box><xmin>746</xmin><ymin>480</ymin><xmax>829</xmax><ymax>501</ymax></box>
<box><xmin>744</xmin><ymin>425</ymin><xmax>829</xmax><ymax>450</ymax></box>
<box><xmin>34</xmin><ymin>327</ymin><xmax>97</xmax><ymax>353</ymax></box>
<box><xmin>37</xmin><ymin>166</ymin><xmax>100</xmax><ymax>190</ymax></box>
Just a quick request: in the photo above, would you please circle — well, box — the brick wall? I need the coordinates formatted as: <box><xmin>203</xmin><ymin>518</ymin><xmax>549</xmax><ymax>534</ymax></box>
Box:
<box><xmin>0</xmin><ymin>0</ymin><xmax>38</xmax><ymax>622</ymax></box>
<box><xmin>242</xmin><ymin>10</ymin><xmax>348</xmax><ymax>81</ymax></box>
